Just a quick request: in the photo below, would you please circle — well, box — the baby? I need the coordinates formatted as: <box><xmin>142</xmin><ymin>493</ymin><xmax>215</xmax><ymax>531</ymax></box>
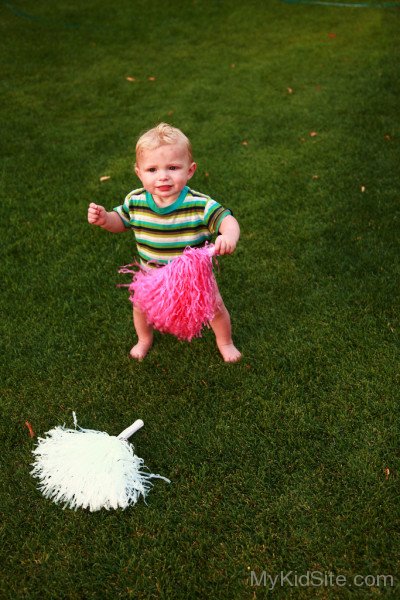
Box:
<box><xmin>88</xmin><ymin>123</ymin><xmax>241</xmax><ymax>362</ymax></box>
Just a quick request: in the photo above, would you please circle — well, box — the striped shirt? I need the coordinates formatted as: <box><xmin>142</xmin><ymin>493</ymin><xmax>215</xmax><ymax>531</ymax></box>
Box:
<box><xmin>113</xmin><ymin>186</ymin><xmax>231</xmax><ymax>265</ymax></box>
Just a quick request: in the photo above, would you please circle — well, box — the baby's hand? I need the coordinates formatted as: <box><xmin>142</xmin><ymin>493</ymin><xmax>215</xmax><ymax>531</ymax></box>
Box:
<box><xmin>214</xmin><ymin>234</ymin><xmax>237</xmax><ymax>256</ymax></box>
<box><xmin>88</xmin><ymin>203</ymin><xmax>107</xmax><ymax>226</ymax></box>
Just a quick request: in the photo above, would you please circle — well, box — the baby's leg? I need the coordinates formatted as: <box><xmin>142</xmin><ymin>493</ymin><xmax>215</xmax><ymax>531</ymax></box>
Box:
<box><xmin>210</xmin><ymin>292</ymin><xmax>241</xmax><ymax>363</ymax></box>
<box><xmin>130</xmin><ymin>306</ymin><xmax>153</xmax><ymax>360</ymax></box>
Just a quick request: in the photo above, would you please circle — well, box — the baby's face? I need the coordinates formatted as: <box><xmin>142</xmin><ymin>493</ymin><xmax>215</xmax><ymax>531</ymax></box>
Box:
<box><xmin>135</xmin><ymin>144</ymin><xmax>196</xmax><ymax>205</ymax></box>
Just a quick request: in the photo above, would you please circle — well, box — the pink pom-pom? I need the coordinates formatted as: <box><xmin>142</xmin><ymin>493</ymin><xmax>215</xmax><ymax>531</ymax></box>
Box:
<box><xmin>119</xmin><ymin>245</ymin><xmax>218</xmax><ymax>341</ymax></box>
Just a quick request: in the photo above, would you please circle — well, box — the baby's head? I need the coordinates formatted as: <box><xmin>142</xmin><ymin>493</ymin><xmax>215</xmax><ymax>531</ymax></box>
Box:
<box><xmin>135</xmin><ymin>123</ymin><xmax>193</xmax><ymax>166</ymax></box>
<box><xmin>135</xmin><ymin>124</ymin><xmax>196</xmax><ymax>203</ymax></box>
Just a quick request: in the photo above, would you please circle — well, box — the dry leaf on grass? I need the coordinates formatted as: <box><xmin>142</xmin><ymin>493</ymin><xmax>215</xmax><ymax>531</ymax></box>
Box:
<box><xmin>25</xmin><ymin>421</ymin><xmax>35</xmax><ymax>438</ymax></box>
<box><xmin>126</xmin><ymin>76</ymin><xmax>136</xmax><ymax>82</ymax></box>
<box><xmin>100</xmin><ymin>176</ymin><xmax>111</xmax><ymax>182</ymax></box>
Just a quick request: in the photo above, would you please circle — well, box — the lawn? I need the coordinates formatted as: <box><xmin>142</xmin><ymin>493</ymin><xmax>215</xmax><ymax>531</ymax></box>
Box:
<box><xmin>1</xmin><ymin>0</ymin><xmax>399</xmax><ymax>598</ymax></box>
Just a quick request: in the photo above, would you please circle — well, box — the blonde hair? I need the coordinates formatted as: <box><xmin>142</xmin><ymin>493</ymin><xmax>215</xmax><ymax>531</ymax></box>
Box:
<box><xmin>135</xmin><ymin>123</ymin><xmax>193</xmax><ymax>164</ymax></box>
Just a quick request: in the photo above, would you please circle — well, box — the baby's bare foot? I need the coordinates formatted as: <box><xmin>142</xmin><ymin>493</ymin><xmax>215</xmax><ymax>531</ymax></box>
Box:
<box><xmin>129</xmin><ymin>339</ymin><xmax>153</xmax><ymax>361</ymax></box>
<box><xmin>217</xmin><ymin>342</ymin><xmax>242</xmax><ymax>363</ymax></box>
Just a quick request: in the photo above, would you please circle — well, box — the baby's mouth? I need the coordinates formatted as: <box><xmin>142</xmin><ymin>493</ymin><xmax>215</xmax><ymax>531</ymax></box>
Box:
<box><xmin>158</xmin><ymin>185</ymin><xmax>172</xmax><ymax>191</ymax></box>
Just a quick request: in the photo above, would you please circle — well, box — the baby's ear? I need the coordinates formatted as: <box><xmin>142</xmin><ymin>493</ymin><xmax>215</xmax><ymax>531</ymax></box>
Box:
<box><xmin>188</xmin><ymin>162</ymin><xmax>197</xmax><ymax>179</ymax></box>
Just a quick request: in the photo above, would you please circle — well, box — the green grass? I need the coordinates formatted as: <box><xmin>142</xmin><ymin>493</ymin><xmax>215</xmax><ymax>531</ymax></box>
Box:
<box><xmin>1</xmin><ymin>0</ymin><xmax>399</xmax><ymax>597</ymax></box>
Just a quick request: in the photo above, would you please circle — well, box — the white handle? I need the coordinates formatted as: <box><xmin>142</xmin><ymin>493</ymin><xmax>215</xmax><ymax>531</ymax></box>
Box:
<box><xmin>117</xmin><ymin>419</ymin><xmax>144</xmax><ymax>440</ymax></box>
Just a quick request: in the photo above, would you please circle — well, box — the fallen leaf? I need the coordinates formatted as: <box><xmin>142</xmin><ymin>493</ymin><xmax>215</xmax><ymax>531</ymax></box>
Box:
<box><xmin>287</xmin><ymin>87</ymin><xmax>294</xmax><ymax>94</ymax></box>
<box><xmin>360</xmin><ymin>185</ymin><xmax>366</xmax><ymax>192</ymax></box>
<box><xmin>125</xmin><ymin>76</ymin><xmax>136</xmax><ymax>82</ymax></box>
<box><xmin>148</xmin><ymin>76</ymin><xmax>156</xmax><ymax>81</ymax></box>
<box><xmin>384</xmin><ymin>134</ymin><xmax>392</xmax><ymax>141</ymax></box>
<box><xmin>25</xmin><ymin>421</ymin><xmax>35</xmax><ymax>438</ymax></box>
<box><xmin>230</xmin><ymin>63</ymin><xmax>236</xmax><ymax>69</ymax></box>
<box><xmin>309</xmin><ymin>131</ymin><xmax>318</xmax><ymax>137</ymax></box>
<box><xmin>384</xmin><ymin>467</ymin><xmax>390</xmax><ymax>480</ymax></box>
<box><xmin>167</xmin><ymin>110</ymin><xmax>174</xmax><ymax>116</ymax></box>
<box><xmin>312</xmin><ymin>175</ymin><xmax>319</xmax><ymax>180</ymax></box>
<box><xmin>204</xmin><ymin>172</ymin><xmax>209</xmax><ymax>178</ymax></box>
<box><xmin>241</xmin><ymin>140</ymin><xmax>249</xmax><ymax>146</ymax></box>
<box><xmin>328</xmin><ymin>32</ymin><xmax>336</xmax><ymax>38</ymax></box>
<box><xmin>100</xmin><ymin>176</ymin><xmax>111</xmax><ymax>182</ymax></box>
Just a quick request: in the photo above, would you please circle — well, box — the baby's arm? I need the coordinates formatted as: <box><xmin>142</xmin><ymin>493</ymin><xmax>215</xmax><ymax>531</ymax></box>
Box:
<box><xmin>88</xmin><ymin>203</ymin><xmax>126</xmax><ymax>233</ymax></box>
<box><xmin>214</xmin><ymin>215</ymin><xmax>240</xmax><ymax>255</ymax></box>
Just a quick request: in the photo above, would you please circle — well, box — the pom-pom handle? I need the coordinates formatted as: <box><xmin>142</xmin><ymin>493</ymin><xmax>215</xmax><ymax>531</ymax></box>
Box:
<box><xmin>117</xmin><ymin>419</ymin><xmax>144</xmax><ymax>440</ymax></box>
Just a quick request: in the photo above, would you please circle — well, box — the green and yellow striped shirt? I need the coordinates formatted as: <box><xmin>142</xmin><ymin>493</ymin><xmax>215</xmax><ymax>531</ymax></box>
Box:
<box><xmin>113</xmin><ymin>186</ymin><xmax>231</xmax><ymax>265</ymax></box>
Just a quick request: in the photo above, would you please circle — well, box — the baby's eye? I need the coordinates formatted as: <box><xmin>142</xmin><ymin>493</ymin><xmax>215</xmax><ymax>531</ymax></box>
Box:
<box><xmin>147</xmin><ymin>167</ymin><xmax>157</xmax><ymax>173</ymax></box>
<box><xmin>169</xmin><ymin>166</ymin><xmax>179</xmax><ymax>171</ymax></box>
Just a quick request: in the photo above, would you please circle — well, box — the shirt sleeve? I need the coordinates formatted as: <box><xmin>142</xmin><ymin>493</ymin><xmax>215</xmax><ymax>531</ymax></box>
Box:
<box><xmin>203</xmin><ymin>199</ymin><xmax>232</xmax><ymax>234</ymax></box>
<box><xmin>113</xmin><ymin>197</ymin><xmax>132</xmax><ymax>228</ymax></box>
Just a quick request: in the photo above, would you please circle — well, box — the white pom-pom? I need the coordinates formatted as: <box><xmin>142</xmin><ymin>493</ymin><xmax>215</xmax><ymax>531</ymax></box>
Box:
<box><xmin>31</xmin><ymin>417</ymin><xmax>169</xmax><ymax>511</ymax></box>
